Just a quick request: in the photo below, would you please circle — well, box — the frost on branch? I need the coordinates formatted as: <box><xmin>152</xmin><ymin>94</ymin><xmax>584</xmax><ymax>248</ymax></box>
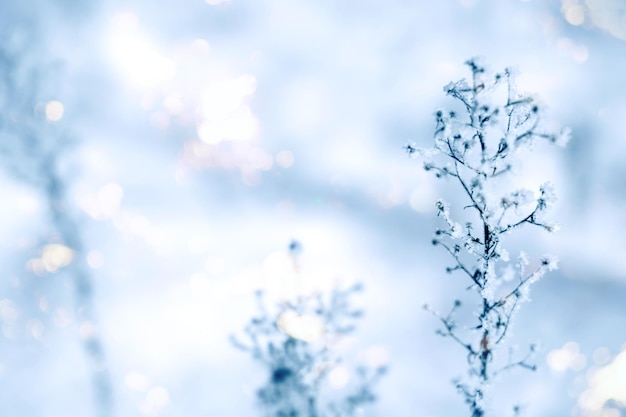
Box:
<box><xmin>232</xmin><ymin>243</ymin><xmax>386</xmax><ymax>417</ymax></box>
<box><xmin>409</xmin><ymin>59</ymin><xmax>567</xmax><ymax>417</ymax></box>
<box><xmin>0</xmin><ymin>36</ymin><xmax>114</xmax><ymax>417</ymax></box>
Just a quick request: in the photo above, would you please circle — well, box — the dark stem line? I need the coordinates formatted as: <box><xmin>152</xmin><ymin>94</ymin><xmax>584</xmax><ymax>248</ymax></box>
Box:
<box><xmin>44</xmin><ymin>161</ymin><xmax>114</xmax><ymax>417</ymax></box>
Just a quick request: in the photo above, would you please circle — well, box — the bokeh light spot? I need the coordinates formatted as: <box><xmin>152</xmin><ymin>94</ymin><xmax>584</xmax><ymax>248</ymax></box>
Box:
<box><xmin>141</xmin><ymin>386</ymin><xmax>170</xmax><ymax>414</ymax></box>
<box><xmin>42</xmin><ymin>244</ymin><xmax>74</xmax><ymax>272</ymax></box>
<box><xmin>361</xmin><ymin>345</ymin><xmax>390</xmax><ymax>368</ymax></box>
<box><xmin>276</xmin><ymin>311</ymin><xmax>324</xmax><ymax>342</ymax></box>
<box><xmin>248</xmin><ymin>147</ymin><xmax>273</xmax><ymax>171</ymax></box>
<box><xmin>197</xmin><ymin>75</ymin><xmax>259</xmax><ymax>144</ymax></box>
<box><xmin>579</xmin><ymin>349</ymin><xmax>626</xmax><ymax>416</ymax></box>
<box><xmin>79</xmin><ymin>321</ymin><xmax>98</xmax><ymax>340</ymax></box>
<box><xmin>556</xmin><ymin>38</ymin><xmax>589</xmax><ymax>63</ymax></box>
<box><xmin>585</xmin><ymin>0</ymin><xmax>626</xmax><ymax>40</ymax></box>
<box><xmin>276</xmin><ymin>150</ymin><xmax>294</xmax><ymax>168</ymax></box>
<box><xmin>125</xmin><ymin>372</ymin><xmax>150</xmax><ymax>392</ymax></box>
<box><xmin>27</xmin><ymin>319</ymin><xmax>44</xmax><ymax>340</ymax></box>
<box><xmin>593</xmin><ymin>347</ymin><xmax>611</xmax><ymax>365</ymax></box>
<box><xmin>87</xmin><ymin>251</ymin><xmax>105</xmax><ymax>269</ymax></box>
<box><xmin>0</xmin><ymin>299</ymin><xmax>19</xmax><ymax>322</ymax></box>
<box><xmin>45</xmin><ymin>100</ymin><xmax>64</xmax><ymax>121</ymax></box>
<box><xmin>547</xmin><ymin>341</ymin><xmax>587</xmax><ymax>372</ymax></box>
<box><xmin>564</xmin><ymin>4</ymin><xmax>586</xmax><ymax>25</ymax></box>
<box><xmin>53</xmin><ymin>308</ymin><xmax>71</xmax><ymax>328</ymax></box>
<box><xmin>163</xmin><ymin>94</ymin><xmax>184</xmax><ymax>115</ymax></box>
<box><xmin>79</xmin><ymin>183</ymin><xmax>124</xmax><ymax>221</ymax></box>
<box><xmin>39</xmin><ymin>297</ymin><xmax>48</xmax><ymax>312</ymax></box>
<box><xmin>107</xmin><ymin>12</ymin><xmax>176</xmax><ymax>89</ymax></box>
<box><xmin>328</xmin><ymin>366</ymin><xmax>350</xmax><ymax>389</ymax></box>
<box><xmin>192</xmin><ymin>38</ymin><xmax>210</xmax><ymax>53</ymax></box>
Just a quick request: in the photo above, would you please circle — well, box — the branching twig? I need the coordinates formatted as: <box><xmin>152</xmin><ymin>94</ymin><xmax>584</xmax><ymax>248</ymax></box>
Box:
<box><xmin>233</xmin><ymin>243</ymin><xmax>385</xmax><ymax>417</ymax></box>
<box><xmin>409</xmin><ymin>58</ymin><xmax>567</xmax><ymax>417</ymax></box>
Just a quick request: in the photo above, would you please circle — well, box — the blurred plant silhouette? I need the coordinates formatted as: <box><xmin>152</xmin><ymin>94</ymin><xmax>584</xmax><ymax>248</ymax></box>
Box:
<box><xmin>232</xmin><ymin>241</ymin><xmax>386</xmax><ymax>417</ymax></box>
<box><xmin>0</xmin><ymin>32</ymin><xmax>114</xmax><ymax>417</ymax></box>
<box><xmin>406</xmin><ymin>58</ymin><xmax>568</xmax><ymax>416</ymax></box>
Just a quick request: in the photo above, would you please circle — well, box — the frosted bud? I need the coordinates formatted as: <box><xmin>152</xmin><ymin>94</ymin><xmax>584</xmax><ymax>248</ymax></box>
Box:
<box><xmin>540</xmin><ymin>254</ymin><xmax>559</xmax><ymax>271</ymax></box>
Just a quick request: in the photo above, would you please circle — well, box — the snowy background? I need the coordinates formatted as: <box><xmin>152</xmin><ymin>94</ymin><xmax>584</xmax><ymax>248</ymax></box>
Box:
<box><xmin>0</xmin><ymin>0</ymin><xmax>625</xmax><ymax>416</ymax></box>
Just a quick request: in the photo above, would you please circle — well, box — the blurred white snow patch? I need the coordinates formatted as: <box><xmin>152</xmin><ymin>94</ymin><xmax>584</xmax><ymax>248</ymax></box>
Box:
<box><xmin>140</xmin><ymin>386</ymin><xmax>170</xmax><ymax>414</ymax></box>
<box><xmin>187</xmin><ymin>234</ymin><xmax>213</xmax><ymax>254</ymax></box>
<box><xmin>281</xmin><ymin>77</ymin><xmax>331</xmax><ymax>133</ymax></box>
<box><xmin>516</xmin><ymin>71</ymin><xmax>564</xmax><ymax>99</ymax></box>
<box><xmin>418</xmin><ymin>60</ymin><xmax>466</xmax><ymax>95</ymax></box>
<box><xmin>593</xmin><ymin>347</ymin><xmax>611</xmax><ymax>366</ymax></box>
<box><xmin>267</xmin><ymin>0</ymin><xmax>333</xmax><ymax>44</ymax></box>
<box><xmin>369</xmin><ymin>179</ymin><xmax>408</xmax><ymax>209</ymax></box>
<box><xmin>188</xmin><ymin>272</ymin><xmax>211</xmax><ymax>294</ymax></box>
<box><xmin>360</xmin><ymin>345</ymin><xmax>390</xmax><ymax>368</ymax></box>
<box><xmin>560</xmin><ymin>197</ymin><xmax>626</xmax><ymax>282</ymax></box>
<box><xmin>261</xmin><ymin>225</ymin><xmax>356</xmax><ymax>300</ymax></box>
<box><xmin>0</xmin><ymin>178</ymin><xmax>45</xmax><ymax>240</ymax></box>
<box><xmin>328</xmin><ymin>125</ymin><xmax>376</xmax><ymax>168</ymax></box>
<box><xmin>275</xmin><ymin>150</ymin><xmax>295</xmax><ymax>168</ymax></box>
<box><xmin>106</xmin><ymin>12</ymin><xmax>176</xmax><ymax>90</ymax></box>
<box><xmin>17</xmin><ymin>190</ymin><xmax>41</xmax><ymax>213</ymax></box>
<box><xmin>328</xmin><ymin>366</ymin><xmax>351</xmax><ymax>389</ymax></box>
<box><xmin>276</xmin><ymin>310</ymin><xmax>325</xmax><ymax>342</ymax></box>
<box><xmin>562</xmin><ymin>0</ymin><xmax>587</xmax><ymax>26</ymax></box>
<box><xmin>77</xmin><ymin>182</ymin><xmax>124</xmax><ymax>220</ymax></box>
<box><xmin>0</xmin><ymin>299</ymin><xmax>19</xmax><ymax>323</ymax></box>
<box><xmin>585</xmin><ymin>0</ymin><xmax>626</xmax><ymax>40</ymax></box>
<box><xmin>197</xmin><ymin>75</ymin><xmax>259</xmax><ymax>144</ymax></box>
<box><xmin>547</xmin><ymin>342</ymin><xmax>587</xmax><ymax>372</ymax></box>
<box><xmin>408</xmin><ymin>168</ymin><xmax>437</xmax><ymax>214</ymax></box>
<box><xmin>125</xmin><ymin>371</ymin><xmax>150</xmax><ymax>392</ymax></box>
<box><xmin>578</xmin><ymin>348</ymin><xmax>626</xmax><ymax>416</ymax></box>
<box><xmin>263</xmin><ymin>250</ymin><xmax>296</xmax><ymax>299</ymax></box>
<box><xmin>73</xmin><ymin>145</ymin><xmax>117</xmax><ymax>178</ymax></box>
<box><xmin>106</xmin><ymin>279</ymin><xmax>241</xmax><ymax>371</ymax></box>
<box><xmin>556</xmin><ymin>37</ymin><xmax>590</xmax><ymax>63</ymax></box>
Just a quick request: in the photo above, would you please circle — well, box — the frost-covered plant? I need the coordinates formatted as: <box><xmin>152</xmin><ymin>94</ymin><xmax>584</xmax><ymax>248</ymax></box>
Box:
<box><xmin>0</xmin><ymin>35</ymin><xmax>114</xmax><ymax>417</ymax></box>
<box><xmin>406</xmin><ymin>59</ymin><xmax>568</xmax><ymax>416</ymax></box>
<box><xmin>232</xmin><ymin>242</ymin><xmax>386</xmax><ymax>417</ymax></box>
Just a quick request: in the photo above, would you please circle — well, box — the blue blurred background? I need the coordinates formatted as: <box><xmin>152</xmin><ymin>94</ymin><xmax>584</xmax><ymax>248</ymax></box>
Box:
<box><xmin>0</xmin><ymin>0</ymin><xmax>625</xmax><ymax>416</ymax></box>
